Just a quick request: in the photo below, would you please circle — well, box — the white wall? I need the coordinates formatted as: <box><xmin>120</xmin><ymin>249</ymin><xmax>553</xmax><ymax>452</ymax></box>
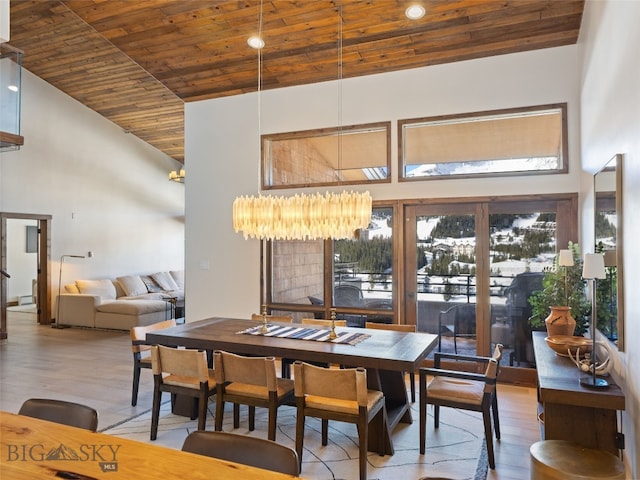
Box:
<box><xmin>5</xmin><ymin>218</ymin><xmax>37</xmax><ymax>303</ymax></box>
<box><xmin>579</xmin><ymin>0</ymin><xmax>640</xmax><ymax>476</ymax></box>
<box><xmin>0</xmin><ymin>69</ymin><xmax>185</xmax><ymax>315</ymax></box>
<box><xmin>185</xmin><ymin>45</ymin><xmax>582</xmax><ymax>320</ymax></box>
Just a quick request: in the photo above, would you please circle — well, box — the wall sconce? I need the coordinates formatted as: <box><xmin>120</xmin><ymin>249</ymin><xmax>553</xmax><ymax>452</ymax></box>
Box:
<box><xmin>169</xmin><ymin>169</ymin><xmax>185</xmax><ymax>183</ymax></box>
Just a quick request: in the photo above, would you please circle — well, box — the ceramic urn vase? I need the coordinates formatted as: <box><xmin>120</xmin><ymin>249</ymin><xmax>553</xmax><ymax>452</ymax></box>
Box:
<box><xmin>544</xmin><ymin>306</ymin><xmax>576</xmax><ymax>337</ymax></box>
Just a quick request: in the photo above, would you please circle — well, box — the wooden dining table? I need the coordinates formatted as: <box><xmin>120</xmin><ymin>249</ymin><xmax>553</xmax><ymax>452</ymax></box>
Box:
<box><xmin>0</xmin><ymin>411</ymin><xmax>300</xmax><ymax>479</ymax></box>
<box><xmin>146</xmin><ymin>316</ymin><xmax>438</xmax><ymax>455</ymax></box>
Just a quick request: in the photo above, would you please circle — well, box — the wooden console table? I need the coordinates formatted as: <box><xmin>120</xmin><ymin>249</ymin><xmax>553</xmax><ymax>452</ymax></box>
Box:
<box><xmin>532</xmin><ymin>332</ymin><xmax>625</xmax><ymax>457</ymax></box>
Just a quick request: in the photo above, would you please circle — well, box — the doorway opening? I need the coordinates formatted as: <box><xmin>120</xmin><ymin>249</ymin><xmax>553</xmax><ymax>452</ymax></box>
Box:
<box><xmin>1</xmin><ymin>212</ymin><xmax>52</xmax><ymax>340</ymax></box>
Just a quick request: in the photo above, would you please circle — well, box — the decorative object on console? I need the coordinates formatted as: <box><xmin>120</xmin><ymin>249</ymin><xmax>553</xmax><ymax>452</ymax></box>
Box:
<box><xmin>528</xmin><ymin>242</ymin><xmax>590</xmax><ymax>336</ymax></box>
<box><xmin>544</xmin><ymin>335</ymin><xmax>592</xmax><ymax>357</ymax></box>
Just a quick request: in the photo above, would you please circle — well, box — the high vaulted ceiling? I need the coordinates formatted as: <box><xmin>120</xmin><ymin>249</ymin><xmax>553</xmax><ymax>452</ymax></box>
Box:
<box><xmin>8</xmin><ymin>1</ymin><xmax>584</xmax><ymax>163</ymax></box>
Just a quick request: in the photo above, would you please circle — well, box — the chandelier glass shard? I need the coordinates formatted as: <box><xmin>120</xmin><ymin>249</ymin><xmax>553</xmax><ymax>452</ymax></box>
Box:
<box><xmin>233</xmin><ymin>191</ymin><xmax>372</xmax><ymax>240</ymax></box>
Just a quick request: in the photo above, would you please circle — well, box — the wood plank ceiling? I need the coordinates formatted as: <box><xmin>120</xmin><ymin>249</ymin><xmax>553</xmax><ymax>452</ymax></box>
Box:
<box><xmin>7</xmin><ymin>0</ymin><xmax>584</xmax><ymax>164</ymax></box>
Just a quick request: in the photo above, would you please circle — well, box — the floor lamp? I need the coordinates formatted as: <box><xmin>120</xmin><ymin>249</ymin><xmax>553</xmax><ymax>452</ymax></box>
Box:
<box><xmin>55</xmin><ymin>252</ymin><xmax>92</xmax><ymax>328</ymax></box>
<box><xmin>580</xmin><ymin>253</ymin><xmax>607</xmax><ymax>388</ymax></box>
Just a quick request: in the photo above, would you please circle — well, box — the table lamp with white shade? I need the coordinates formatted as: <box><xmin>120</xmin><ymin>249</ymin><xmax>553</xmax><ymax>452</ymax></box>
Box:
<box><xmin>580</xmin><ymin>252</ymin><xmax>608</xmax><ymax>388</ymax></box>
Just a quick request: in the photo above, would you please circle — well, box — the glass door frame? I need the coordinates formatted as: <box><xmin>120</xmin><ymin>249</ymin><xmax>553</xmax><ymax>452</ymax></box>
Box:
<box><xmin>402</xmin><ymin>194</ymin><xmax>578</xmax><ymax>362</ymax></box>
<box><xmin>403</xmin><ymin>201</ymin><xmax>491</xmax><ymax>354</ymax></box>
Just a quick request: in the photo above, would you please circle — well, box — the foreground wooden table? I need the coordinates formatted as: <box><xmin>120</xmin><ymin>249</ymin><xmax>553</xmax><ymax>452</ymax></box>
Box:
<box><xmin>147</xmin><ymin>317</ymin><xmax>438</xmax><ymax>455</ymax></box>
<box><xmin>532</xmin><ymin>332</ymin><xmax>625</xmax><ymax>457</ymax></box>
<box><xmin>0</xmin><ymin>411</ymin><xmax>299</xmax><ymax>479</ymax></box>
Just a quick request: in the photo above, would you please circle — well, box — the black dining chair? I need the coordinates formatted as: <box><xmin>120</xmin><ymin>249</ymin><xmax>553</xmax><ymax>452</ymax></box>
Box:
<box><xmin>182</xmin><ymin>430</ymin><xmax>300</xmax><ymax>476</ymax></box>
<box><xmin>18</xmin><ymin>398</ymin><xmax>98</xmax><ymax>432</ymax></box>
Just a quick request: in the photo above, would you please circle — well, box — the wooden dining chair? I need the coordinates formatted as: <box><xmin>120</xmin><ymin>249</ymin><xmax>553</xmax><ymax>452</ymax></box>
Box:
<box><xmin>300</xmin><ymin>318</ymin><xmax>347</xmax><ymax>327</ymax></box>
<box><xmin>419</xmin><ymin>343</ymin><xmax>504</xmax><ymax>469</ymax></box>
<box><xmin>18</xmin><ymin>398</ymin><xmax>98</xmax><ymax>432</ymax></box>
<box><xmin>251</xmin><ymin>313</ymin><xmax>293</xmax><ymax>323</ymax></box>
<box><xmin>182</xmin><ymin>430</ymin><xmax>300</xmax><ymax>476</ymax></box>
<box><xmin>150</xmin><ymin>345</ymin><xmax>216</xmax><ymax>440</ymax></box>
<box><xmin>293</xmin><ymin>361</ymin><xmax>386</xmax><ymax>480</ymax></box>
<box><xmin>251</xmin><ymin>313</ymin><xmax>293</xmax><ymax>377</ymax></box>
<box><xmin>294</xmin><ymin>318</ymin><xmax>348</xmax><ymax>371</ymax></box>
<box><xmin>213</xmin><ymin>350</ymin><xmax>295</xmax><ymax>441</ymax></box>
<box><xmin>130</xmin><ymin>319</ymin><xmax>176</xmax><ymax>406</ymax></box>
<box><xmin>365</xmin><ymin>322</ymin><xmax>417</xmax><ymax>402</ymax></box>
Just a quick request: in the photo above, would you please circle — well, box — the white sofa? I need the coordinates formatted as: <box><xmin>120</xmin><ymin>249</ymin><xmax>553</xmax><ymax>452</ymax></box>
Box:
<box><xmin>57</xmin><ymin>271</ymin><xmax>184</xmax><ymax>330</ymax></box>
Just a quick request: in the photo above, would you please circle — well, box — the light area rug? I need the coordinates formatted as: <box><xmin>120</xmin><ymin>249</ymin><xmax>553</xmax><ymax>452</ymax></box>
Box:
<box><xmin>102</xmin><ymin>400</ymin><xmax>488</xmax><ymax>480</ymax></box>
<box><xmin>6</xmin><ymin>304</ymin><xmax>37</xmax><ymax>314</ymax></box>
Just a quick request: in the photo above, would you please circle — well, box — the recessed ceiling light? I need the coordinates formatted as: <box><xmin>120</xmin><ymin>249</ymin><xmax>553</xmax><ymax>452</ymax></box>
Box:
<box><xmin>405</xmin><ymin>4</ymin><xmax>426</xmax><ymax>20</ymax></box>
<box><xmin>8</xmin><ymin>85</ymin><xmax>18</xmax><ymax>92</ymax></box>
<box><xmin>247</xmin><ymin>36</ymin><xmax>265</xmax><ymax>49</ymax></box>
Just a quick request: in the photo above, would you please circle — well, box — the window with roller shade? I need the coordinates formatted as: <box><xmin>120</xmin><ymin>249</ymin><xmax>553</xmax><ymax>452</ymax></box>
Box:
<box><xmin>399</xmin><ymin>104</ymin><xmax>567</xmax><ymax>181</ymax></box>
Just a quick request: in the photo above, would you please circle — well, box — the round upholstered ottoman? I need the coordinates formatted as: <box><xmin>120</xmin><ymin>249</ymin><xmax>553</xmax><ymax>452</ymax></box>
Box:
<box><xmin>529</xmin><ymin>440</ymin><xmax>625</xmax><ymax>480</ymax></box>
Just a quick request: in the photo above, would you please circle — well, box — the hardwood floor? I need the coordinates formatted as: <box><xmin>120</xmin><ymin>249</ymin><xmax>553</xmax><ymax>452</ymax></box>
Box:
<box><xmin>0</xmin><ymin>312</ymin><xmax>541</xmax><ymax>478</ymax></box>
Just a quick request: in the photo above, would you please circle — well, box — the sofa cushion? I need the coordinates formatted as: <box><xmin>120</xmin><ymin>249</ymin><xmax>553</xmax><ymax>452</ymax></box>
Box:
<box><xmin>96</xmin><ymin>299</ymin><xmax>167</xmax><ymax>315</ymax></box>
<box><xmin>76</xmin><ymin>279</ymin><xmax>117</xmax><ymax>300</ymax></box>
<box><xmin>116</xmin><ymin>275</ymin><xmax>148</xmax><ymax>297</ymax></box>
<box><xmin>120</xmin><ymin>293</ymin><xmax>165</xmax><ymax>301</ymax></box>
<box><xmin>64</xmin><ymin>283</ymin><xmax>80</xmax><ymax>294</ymax></box>
<box><xmin>140</xmin><ymin>275</ymin><xmax>165</xmax><ymax>293</ymax></box>
<box><xmin>152</xmin><ymin>271</ymin><xmax>179</xmax><ymax>291</ymax></box>
<box><xmin>170</xmin><ymin>270</ymin><xmax>185</xmax><ymax>290</ymax></box>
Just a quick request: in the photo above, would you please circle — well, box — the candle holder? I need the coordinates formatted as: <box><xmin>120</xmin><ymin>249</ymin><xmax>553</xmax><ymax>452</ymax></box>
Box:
<box><xmin>328</xmin><ymin>308</ymin><xmax>338</xmax><ymax>340</ymax></box>
<box><xmin>260</xmin><ymin>304</ymin><xmax>269</xmax><ymax>334</ymax></box>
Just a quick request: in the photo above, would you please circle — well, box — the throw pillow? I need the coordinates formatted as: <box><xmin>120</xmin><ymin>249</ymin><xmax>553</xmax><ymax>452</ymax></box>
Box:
<box><xmin>116</xmin><ymin>275</ymin><xmax>148</xmax><ymax>297</ymax></box>
<box><xmin>64</xmin><ymin>283</ymin><xmax>80</xmax><ymax>294</ymax></box>
<box><xmin>76</xmin><ymin>279</ymin><xmax>117</xmax><ymax>300</ymax></box>
<box><xmin>140</xmin><ymin>275</ymin><xmax>164</xmax><ymax>293</ymax></box>
<box><xmin>151</xmin><ymin>271</ymin><xmax>179</xmax><ymax>291</ymax></box>
<box><xmin>170</xmin><ymin>270</ymin><xmax>184</xmax><ymax>290</ymax></box>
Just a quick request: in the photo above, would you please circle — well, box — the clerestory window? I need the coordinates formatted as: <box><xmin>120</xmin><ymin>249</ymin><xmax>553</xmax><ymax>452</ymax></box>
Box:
<box><xmin>399</xmin><ymin>104</ymin><xmax>567</xmax><ymax>181</ymax></box>
<box><xmin>262</xmin><ymin>122</ymin><xmax>390</xmax><ymax>189</ymax></box>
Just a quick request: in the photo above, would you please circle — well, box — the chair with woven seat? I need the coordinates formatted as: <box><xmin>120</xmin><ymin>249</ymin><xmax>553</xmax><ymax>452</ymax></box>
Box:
<box><xmin>213</xmin><ymin>350</ymin><xmax>294</xmax><ymax>441</ymax></box>
<box><xmin>365</xmin><ymin>321</ymin><xmax>417</xmax><ymax>402</ymax></box>
<box><xmin>250</xmin><ymin>313</ymin><xmax>293</xmax><ymax>323</ymax></box>
<box><xmin>251</xmin><ymin>313</ymin><xmax>293</xmax><ymax>377</ymax></box>
<box><xmin>18</xmin><ymin>398</ymin><xmax>98</xmax><ymax>432</ymax></box>
<box><xmin>300</xmin><ymin>318</ymin><xmax>347</xmax><ymax>327</ymax></box>
<box><xmin>280</xmin><ymin>318</ymin><xmax>348</xmax><ymax>375</ymax></box>
<box><xmin>182</xmin><ymin>430</ymin><xmax>300</xmax><ymax>476</ymax></box>
<box><xmin>130</xmin><ymin>319</ymin><xmax>176</xmax><ymax>406</ymax></box>
<box><xmin>419</xmin><ymin>343</ymin><xmax>504</xmax><ymax>469</ymax></box>
<box><xmin>437</xmin><ymin>303</ymin><xmax>476</xmax><ymax>353</ymax></box>
<box><xmin>293</xmin><ymin>361</ymin><xmax>386</xmax><ymax>480</ymax></box>
<box><xmin>150</xmin><ymin>345</ymin><xmax>216</xmax><ymax>440</ymax></box>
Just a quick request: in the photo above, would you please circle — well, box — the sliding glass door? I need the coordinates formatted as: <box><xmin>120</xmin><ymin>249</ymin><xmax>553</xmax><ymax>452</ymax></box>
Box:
<box><xmin>404</xmin><ymin>196</ymin><xmax>577</xmax><ymax>366</ymax></box>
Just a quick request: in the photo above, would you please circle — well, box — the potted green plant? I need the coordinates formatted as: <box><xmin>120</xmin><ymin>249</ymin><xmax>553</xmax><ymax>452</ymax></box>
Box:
<box><xmin>528</xmin><ymin>242</ymin><xmax>590</xmax><ymax>336</ymax></box>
